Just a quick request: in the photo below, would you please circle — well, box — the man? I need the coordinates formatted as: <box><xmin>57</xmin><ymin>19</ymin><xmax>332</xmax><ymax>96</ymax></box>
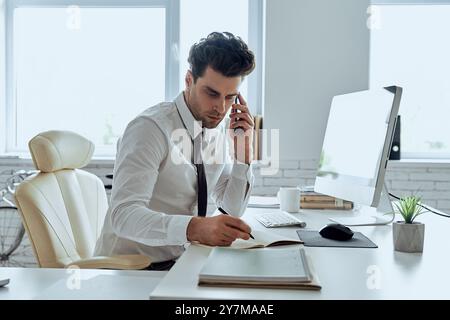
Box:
<box><xmin>95</xmin><ymin>32</ymin><xmax>256</xmax><ymax>270</ymax></box>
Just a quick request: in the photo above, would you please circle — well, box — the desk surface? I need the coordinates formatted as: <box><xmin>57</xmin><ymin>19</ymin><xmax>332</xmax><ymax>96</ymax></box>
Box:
<box><xmin>151</xmin><ymin>207</ymin><xmax>450</xmax><ymax>300</ymax></box>
<box><xmin>1</xmin><ymin>206</ymin><xmax>449</xmax><ymax>300</ymax></box>
<box><xmin>0</xmin><ymin>267</ymin><xmax>165</xmax><ymax>300</ymax></box>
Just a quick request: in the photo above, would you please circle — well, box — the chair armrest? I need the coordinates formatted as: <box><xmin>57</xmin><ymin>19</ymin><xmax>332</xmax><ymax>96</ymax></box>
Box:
<box><xmin>66</xmin><ymin>255</ymin><xmax>151</xmax><ymax>270</ymax></box>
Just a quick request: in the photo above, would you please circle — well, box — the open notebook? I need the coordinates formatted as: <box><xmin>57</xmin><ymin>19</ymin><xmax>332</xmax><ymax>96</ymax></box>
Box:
<box><xmin>198</xmin><ymin>247</ymin><xmax>321</xmax><ymax>290</ymax></box>
<box><xmin>194</xmin><ymin>229</ymin><xmax>303</xmax><ymax>250</ymax></box>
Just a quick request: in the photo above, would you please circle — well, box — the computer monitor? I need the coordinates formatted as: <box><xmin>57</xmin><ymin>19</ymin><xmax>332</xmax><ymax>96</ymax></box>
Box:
<box><xmin>314</xmin><ymin>86</ymin><xmax>402</xmax><ymax>226</ymax></box>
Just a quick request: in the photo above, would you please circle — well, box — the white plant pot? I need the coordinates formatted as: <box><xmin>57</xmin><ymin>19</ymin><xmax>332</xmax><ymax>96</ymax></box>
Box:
<box><xmin>393</xmin><ymin>221</ymin><xmax>425</xmax><ymax>253</ymax></box>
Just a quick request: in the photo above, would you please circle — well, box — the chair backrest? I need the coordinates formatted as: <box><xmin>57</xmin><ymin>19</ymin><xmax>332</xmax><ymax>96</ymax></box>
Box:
<box><xmin>14</xmin><ymin>131</ymin><xmax>108</xmax><ymax>268</ymax></box>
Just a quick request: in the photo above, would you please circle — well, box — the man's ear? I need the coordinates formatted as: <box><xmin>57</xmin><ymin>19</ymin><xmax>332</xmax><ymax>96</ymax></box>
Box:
<box><xmin>185</xmin><ymin>70</ymin><xmax>193</xmax><ymax>89</ymax></box>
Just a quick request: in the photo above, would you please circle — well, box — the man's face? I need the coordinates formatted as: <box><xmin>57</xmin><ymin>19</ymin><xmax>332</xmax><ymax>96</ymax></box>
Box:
<box><xmin>184</xmin><ymin>66</ymin><xmax>242</xmax><ymax>129</ymax></box>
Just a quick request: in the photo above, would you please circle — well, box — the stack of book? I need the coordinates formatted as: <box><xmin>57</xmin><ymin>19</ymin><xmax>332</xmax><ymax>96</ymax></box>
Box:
<box><xmin>300</xmin><ymin>191</ymin><xmax>353</xmax><ymax>210</ymax></box>
<box><xmin>198</xmin><ymin>247</ymin><xmax>321</xmax><ymax>290</ymax></box>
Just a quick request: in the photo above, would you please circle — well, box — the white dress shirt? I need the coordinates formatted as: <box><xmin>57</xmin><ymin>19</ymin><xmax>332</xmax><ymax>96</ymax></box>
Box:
<box><xmin>94</xmin><ymin>93</ymin><xmax>254</xmax><ymax>262</ymax></box>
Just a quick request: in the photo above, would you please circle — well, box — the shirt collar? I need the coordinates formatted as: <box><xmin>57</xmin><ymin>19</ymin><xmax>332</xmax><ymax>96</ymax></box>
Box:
<box><xmin>175</xmin><ymin>92</ymin><xmax>203</xmax><ymax>141</ymax></box>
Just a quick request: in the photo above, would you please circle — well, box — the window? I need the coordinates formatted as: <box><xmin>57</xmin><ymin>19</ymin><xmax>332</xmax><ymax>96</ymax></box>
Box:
<box><xmin>3</xmin><ymin>0</ymin><xmax>264</xmax><ymax>157</ymax></box>
<box><xmin>370</xmin><ymin>2</ymin><xmax>450</xmax><ymax>159</ymax></box>
<box><xmin>179</xmin><ymin>0</ymin><xmax>255</xmax><ymax>104</ymax></box>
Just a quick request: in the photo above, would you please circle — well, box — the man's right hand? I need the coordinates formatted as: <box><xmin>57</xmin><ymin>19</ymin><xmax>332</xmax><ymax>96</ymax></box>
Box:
<box><xmin>187</xmin><ymin>215</ymin><xmax>253</xmax><ymax>246</ymax></box>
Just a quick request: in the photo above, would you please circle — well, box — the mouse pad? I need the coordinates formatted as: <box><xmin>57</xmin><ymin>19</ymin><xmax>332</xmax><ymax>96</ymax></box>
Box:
<box><xmin>296</xmin><ymin>230</ymin><xmax>378</xmax><ymax>248</ymax></box>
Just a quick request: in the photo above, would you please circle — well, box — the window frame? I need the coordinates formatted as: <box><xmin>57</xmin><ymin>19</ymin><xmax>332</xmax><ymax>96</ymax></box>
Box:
<box><xmin>3</xmin><ymin>0</ymin><xmax>264</xmax><ymax>157</ymax></box>
<box><xmin>370</xmin><ymin>0</ymin><xmax>450</xmax><ymax>159</ymax></box>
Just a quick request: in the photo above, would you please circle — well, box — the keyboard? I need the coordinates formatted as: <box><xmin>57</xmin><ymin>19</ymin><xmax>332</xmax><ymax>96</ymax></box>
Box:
<box><xmin>255</xmin><ymin>212</ymin><xmax>307</xmax><ymax>228</ymax></box>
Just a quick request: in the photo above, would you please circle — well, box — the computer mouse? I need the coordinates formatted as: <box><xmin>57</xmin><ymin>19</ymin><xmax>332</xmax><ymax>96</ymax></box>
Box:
<box><xmin>319</xmin><ymin>223</ymin><xmax>354</xmax><ymax>241</ymax></box>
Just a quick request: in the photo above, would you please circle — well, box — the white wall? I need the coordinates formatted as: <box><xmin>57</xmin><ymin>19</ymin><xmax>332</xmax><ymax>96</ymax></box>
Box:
<box><xmin>264</xmin><ymin>0</ymin><xmax>370</xmax><ymax>160</ymax></box>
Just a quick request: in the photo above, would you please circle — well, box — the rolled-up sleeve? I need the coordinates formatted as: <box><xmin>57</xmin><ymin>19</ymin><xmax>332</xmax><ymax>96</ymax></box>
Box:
<box><xmin>109</xmin><ymin>117</ymin><xmax>193</xmax><ymax>246</ymax></box>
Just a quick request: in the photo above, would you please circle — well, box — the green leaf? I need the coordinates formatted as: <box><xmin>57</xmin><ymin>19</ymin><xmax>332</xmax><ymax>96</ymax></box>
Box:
<box><xmin>394</xmin><ymin>195</ymin><xmax>427</xmax><ymax>224</ymax></box>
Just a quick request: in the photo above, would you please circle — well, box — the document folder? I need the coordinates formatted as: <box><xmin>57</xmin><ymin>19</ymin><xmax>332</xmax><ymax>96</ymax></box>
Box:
<box><xmin>198</xmin><ymin>247</ymin><xmax>321</xmax><ymax>290</ymax></box>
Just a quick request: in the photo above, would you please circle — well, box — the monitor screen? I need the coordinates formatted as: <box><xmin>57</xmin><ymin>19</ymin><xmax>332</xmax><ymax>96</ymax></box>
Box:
<box><xmin>315</xmin><ymin>86</ymin><xmax>402</xmax><ymax>207</ymax></box>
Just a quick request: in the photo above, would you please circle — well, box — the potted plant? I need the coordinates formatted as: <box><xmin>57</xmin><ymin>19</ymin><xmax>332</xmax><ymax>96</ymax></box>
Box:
<box><xmin>392</xmin><ymin>195</ymin><xmax>427</xmax><ymax>253</ymax></box>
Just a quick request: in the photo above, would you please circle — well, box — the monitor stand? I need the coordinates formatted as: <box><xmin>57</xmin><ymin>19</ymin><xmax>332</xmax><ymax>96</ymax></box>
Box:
<box><xmin>328</xmin><ymin>184</ymin><xmax>395</xmax><ymax>227</ymax></box>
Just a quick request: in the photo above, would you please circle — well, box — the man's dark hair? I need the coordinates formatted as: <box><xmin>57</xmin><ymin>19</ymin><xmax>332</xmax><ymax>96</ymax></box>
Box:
<box><xmin>188</xmin><ymin>32</ymin><xmax>255</xmax><ymax>82</ymax></box>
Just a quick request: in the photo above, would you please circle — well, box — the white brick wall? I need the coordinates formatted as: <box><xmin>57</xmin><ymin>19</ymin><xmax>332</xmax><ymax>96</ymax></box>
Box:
<box><xmin>1</xmin><ymin>157</ymin><xmax>450</xmax><ymax>267</ymax></box>
<box><xmin>251</xmin><ymin>159</ymin><xmax>450</xmax><ymax>213</ymax></box>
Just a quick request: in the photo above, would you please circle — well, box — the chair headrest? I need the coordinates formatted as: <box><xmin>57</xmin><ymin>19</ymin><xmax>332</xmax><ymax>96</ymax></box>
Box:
<box><xmin>29</xmin><ymin>131</ymin><xmax>95</xmax><ymax>172</ymax></box>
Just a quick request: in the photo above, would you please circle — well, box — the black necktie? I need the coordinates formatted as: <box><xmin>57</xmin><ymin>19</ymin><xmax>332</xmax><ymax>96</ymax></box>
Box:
<box><xmin>194</xmin><ymin>132</ymin><xmax>208</xmax><ymax>217</ymax></box>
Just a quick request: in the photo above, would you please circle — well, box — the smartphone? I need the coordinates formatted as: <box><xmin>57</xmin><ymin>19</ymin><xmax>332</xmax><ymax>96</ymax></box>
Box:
<box><xmin>232</xmin><ymin>95</ymin><xmax>244</xmax><ymax>134</ymax></box>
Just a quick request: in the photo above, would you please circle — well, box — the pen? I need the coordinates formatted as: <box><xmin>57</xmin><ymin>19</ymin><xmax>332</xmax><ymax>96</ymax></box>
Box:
<box><xmin>218</xmin><ymin>207</ymin><xmax>255</xmax><ymax>239</ymax></box>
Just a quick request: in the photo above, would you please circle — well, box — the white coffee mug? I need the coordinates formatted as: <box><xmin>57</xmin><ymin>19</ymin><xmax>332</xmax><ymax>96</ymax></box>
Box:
<box><xmin>278</xmin><ymin>187</ymin><xmax>301</xmax><ymax>213</ymax></box>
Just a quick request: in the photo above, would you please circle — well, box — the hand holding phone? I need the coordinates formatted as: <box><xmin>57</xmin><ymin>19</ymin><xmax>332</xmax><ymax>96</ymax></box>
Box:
<box><xmin>229</xmin><ymin>93</ymin><xmax>254</xmax><ymax>164</ymax></box>
<box><xmin>232</xmin><ymin>95</ymin><xmax>245</xmax><ymax>135</ymax></box>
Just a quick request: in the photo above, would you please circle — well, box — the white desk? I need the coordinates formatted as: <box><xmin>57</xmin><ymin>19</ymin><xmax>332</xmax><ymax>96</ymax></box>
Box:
<box><xmin>151</xmin><ymin>207</ymin><xmax>450</xmax><ymax>299</ymax></box>
<box><xmin>0</xmin><ymin>267</ymin><xmax>166</xmax><ymax>300</ymax></box>
<box><xmin>1</xmin><ymin>206</ymin><xmax>449</xmax><ymax>300</ymax></box>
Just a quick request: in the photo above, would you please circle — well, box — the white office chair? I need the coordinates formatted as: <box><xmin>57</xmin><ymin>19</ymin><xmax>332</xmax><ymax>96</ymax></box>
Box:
<box><xmin>14</xmin><ymin>130</ymin><xmax>151</xmax><ymax>269</ymax></box>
